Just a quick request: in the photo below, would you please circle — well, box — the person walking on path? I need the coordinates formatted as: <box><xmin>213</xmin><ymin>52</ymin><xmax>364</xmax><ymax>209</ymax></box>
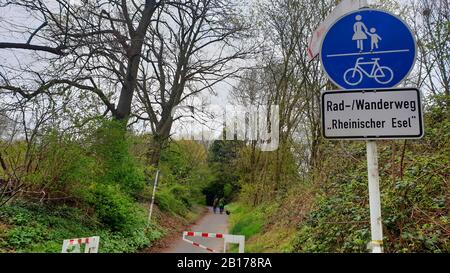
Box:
<box><xmin>212</xmin><ymin>197</ymin><xmax>219</xmax><ymax>214</ymax></box>
<box><xmin>219</xmin><ymin>198</ymin><xmax>225</xmax><ymax>214</ymax></box>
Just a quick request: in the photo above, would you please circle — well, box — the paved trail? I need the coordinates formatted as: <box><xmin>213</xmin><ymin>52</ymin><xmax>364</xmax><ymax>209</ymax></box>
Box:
<box><xmin>162</xmin><ymin>206</ymin><xmax>229</xmax><ymax>253</ymax></box>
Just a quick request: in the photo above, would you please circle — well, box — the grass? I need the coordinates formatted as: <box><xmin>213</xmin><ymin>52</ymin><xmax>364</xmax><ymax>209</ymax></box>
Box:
<box><xmin>243</xmin><ymin>227</ymin><xmax>297</xmax><ymax>253</ymax></box>
<box><xmin>226</xmin><ymin>202</ymin><xmax>300</xmax><ymax>253</ymax></box>
<box><xmin>226</xmin><ymin>203</ymin><xmax>267</xmax><ymax>253</ymax></box>
<box><xmin>228</xmin><ymin>203</ymin><xmax>264</xmax><ymax>238</ymax></box>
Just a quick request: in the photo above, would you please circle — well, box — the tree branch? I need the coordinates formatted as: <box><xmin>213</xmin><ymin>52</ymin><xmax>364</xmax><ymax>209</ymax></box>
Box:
<box><xmin>0</xmin><ymin>43</ymin><xmax>65</xmax><ymax>55</ymax></box>
<box><xmin>26</xmin><ymin>21</ymin><xmax>48</xmax><ymax>44</ymax></box>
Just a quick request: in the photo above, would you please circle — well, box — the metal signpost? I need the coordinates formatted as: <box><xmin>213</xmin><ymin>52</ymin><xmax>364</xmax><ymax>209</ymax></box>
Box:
<box><xmin>319</xmin><ymin>7</ymin><xmax>420</xmax><ymax>253</ymax></box>
<box><xmin>147</xmin><ymin>169</ymin><xmax>160</xmax><ymax>228</ymax></box>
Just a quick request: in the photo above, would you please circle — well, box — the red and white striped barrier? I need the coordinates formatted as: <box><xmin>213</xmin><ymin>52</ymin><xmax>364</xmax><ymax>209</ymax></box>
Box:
<box><xmin>182</xmin><ymin>231</ymin><xmax>245</xmax><ymax>253</ymax></box>
<box><xmin>61</xmin><ymin>236</ymin><xmax>100</xmax><ymax>253</ymax></box>
<box><xmin>184</xmin><ymin>231</ymin><xmax>224</xmax><ymax>238</ymax></box>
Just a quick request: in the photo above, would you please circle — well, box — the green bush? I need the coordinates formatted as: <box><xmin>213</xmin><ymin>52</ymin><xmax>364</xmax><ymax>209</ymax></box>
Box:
<box><xmin>156</xmin><ymin>187</ymin><xmax>189</xmax><ymax>215</ymax></box>
<box><xmin>154</xmin><ymin>140</ymin><xmax>214</xmax><ymax>215</ymax></box>
<box><xmin>97</xmin><ymin>228</ymin><xmax>162</xmax><ymax>253</ymax></box>
<box><xmin>84</xmin><ymin>184</ymin><xmax>145</xmax><ymax>233</ymax></box>
<box><xmin>0</xmin><ymin>119</ymin><xmax>211</xmax><ymax>253</ymax></box>
<box><xmin>169</xmin><ymin>185</ymin><xmax>192</xmax><ymax>207</ymax></box>
<box><xmin>0</xmin><ymin>201</ymin><xmax>164</xmax><ymax>253</ymax></box>
<box><xmin>229</xmin><ymin>204</ymin><xmax>264</xmax><ymax>238</ymax></box>
<box><xmin>89</xmin><ymin>119</ymin><xmax>146</xmax><ymax>195</ymax></box>
<box><xmin>8</xmin><ymin>130</ymin><xmax>98</xmax><ymax>196</ymax></box>
<box><xmin>6</xmin><ymin>225</ymin><xmax>47</xmax><ymax>249</ymax></box>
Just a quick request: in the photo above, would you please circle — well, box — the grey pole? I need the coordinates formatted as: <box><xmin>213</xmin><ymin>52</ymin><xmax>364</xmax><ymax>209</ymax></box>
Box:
<box><xmin>147</xmin><ymin>169</ymin><xmax>160</xmax><ymax>228</ymax></box>
<box><xmin>366</xmin><ymin>141</ymin><xmax>383</xmax><ymax>253</ymax></box>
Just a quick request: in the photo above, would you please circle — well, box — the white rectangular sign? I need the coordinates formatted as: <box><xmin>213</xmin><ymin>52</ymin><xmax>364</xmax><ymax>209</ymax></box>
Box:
<box><xmin>322</xmin><ymin>88</ymin><xmax>424</xmax><ymax>139</ymax></box>
<box><xmin>307</xmin><ymin>0</ymin><xmax>368</xmax><ymax>60</ymax></box>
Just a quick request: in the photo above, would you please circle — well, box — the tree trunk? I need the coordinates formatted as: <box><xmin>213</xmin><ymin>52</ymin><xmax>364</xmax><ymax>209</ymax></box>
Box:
<box><xmin>115</xmin><ymin>1</ymin><xmax>157</xmax><ymax>120</ymax></box>
<box><xmin>148</xmin><ymin>117</ymin><xmax>174</xmax><ymax>167</ymax></box>
<box><xmin>149</xmin><ymin>140</ymin><xmax>162</xmax><ymax>167</ymax></box>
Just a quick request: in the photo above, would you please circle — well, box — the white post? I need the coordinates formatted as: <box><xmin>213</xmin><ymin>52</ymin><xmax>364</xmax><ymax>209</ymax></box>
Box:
<box><xmin>366</xmin><ymin>141</ymin><xmax>383</xmax><ymax>253</ymax></box>
<box><xmin>147</xmin><ymin>169</ymin><xmax>160</xmax><ymax>228</ymax></box>
<box><xmin>238</xmin><ymin>238</ymin><xmax>245</xmax><ymax>254</ymax></box>
<box><xmin>223</xmin><ymin>235</ymin><xmax>245</xmax><ymax>253</ymax></box>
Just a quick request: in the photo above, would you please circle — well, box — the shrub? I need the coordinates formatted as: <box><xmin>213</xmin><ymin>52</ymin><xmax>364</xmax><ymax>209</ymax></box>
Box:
<box><xmin>229</xmin><ymin>204</ymin><xmax>264</xmax><ymax>238</ymax></box>
<box><xmin>89</xmin><ymin>119</ymin><xmax>146</xmax><ymax>196</ymax></box>
<box><xmin>0</xmin><ymin>201</ymin><xmax>164</xmax><ymax>253</ymax></box>
<box><xmin>84</xmin><ymin>184</ymin><xmax>145</xmax><ymax>233</ymax></box>
<box><xmin>155</xmin><ymin>187</ymin><xmax>189</xmax><ymax>215</ymax></box>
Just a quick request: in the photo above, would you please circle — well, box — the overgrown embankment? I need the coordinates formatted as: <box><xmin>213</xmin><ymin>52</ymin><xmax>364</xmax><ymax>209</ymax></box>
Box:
<box><xmin>229</xmin><ymin>95</ymin><xmax>449</xmax><ymax>253</ymax></box>
<box><xmin>0</xmin><ymin>119</ymin><xmax>213</xmax><ymax>253</ymax></box>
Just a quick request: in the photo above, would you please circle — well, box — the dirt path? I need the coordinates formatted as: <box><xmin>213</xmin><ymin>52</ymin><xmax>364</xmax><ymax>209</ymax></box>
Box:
<box><xmin>161</xmin><ymin>206</ymin><xmax>229</xmax><ymax>253</ymax></box>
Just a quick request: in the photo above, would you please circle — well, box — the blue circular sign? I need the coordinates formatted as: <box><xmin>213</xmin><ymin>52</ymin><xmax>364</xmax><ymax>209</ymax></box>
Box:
<box><xmin>321</xmin><ymin>9</ymin><xmax>416</xmax><ymax>90</ymax></box>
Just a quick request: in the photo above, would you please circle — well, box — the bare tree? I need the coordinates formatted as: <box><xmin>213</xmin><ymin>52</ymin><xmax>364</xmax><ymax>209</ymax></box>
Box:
<box><xmin>0</xmin><ymin>0</ymin><xmax>252</xmax><ymax>165</ymax></box>
<box><xmin>0</xmin><ymin>0</ymin><xmax>159</xmax><ymax>120</ymax></box>
<box><xmin>230</xmin><ymin>0</ymin><xmax>333</xmax><ymax>204</ymax></box>
<box><xmin>0</xmin><ymin>92</ymin><xmax>68</xmax><ymax>207</ymax></box>
<box><xmin>132</xmin><ymin>0</ymin><xmax>253</xmax><ymax>165</ymax></box>
<box><xmin>414</xmin><ymin>0</ymin><xmax>449</xmax><ymax>95</ymax></box>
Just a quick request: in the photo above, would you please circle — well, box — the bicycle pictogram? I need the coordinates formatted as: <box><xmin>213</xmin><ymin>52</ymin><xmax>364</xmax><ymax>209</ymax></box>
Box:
<box><xmin>343</xmin><ymin>57</ymin><xmax>394</xmax><ymax>86</ymax></box>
